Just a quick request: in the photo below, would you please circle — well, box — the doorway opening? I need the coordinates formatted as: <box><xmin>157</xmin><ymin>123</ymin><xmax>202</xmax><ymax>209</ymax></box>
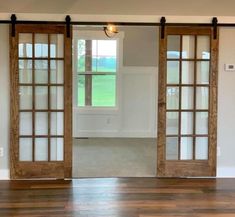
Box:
<box><xmin>72</xmin><ymin>25</ymin><xmax>158</xmax><ymax>178</ymax></box>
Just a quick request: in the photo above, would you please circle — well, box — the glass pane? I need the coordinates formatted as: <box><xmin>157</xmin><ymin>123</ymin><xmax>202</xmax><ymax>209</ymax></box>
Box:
<box><xmin>182</xmin><ymin>36</ymin><xmax>195</xmax><ymax>59</ymax></box>
<box><xmin>92</xmin><ymin>75</ymin><xmax>116</xmax><ymax>106</ymax></box>
<box><xmin>35</xmin><ymin>60</ymin><xmax>48</xmax><ymax>84</ymax></box>
<box><xmin>180</xmin><ymin>137</ymin><xmax>193</xmax><ymax>160</ymax></box>
<box><xmin>92</xmin><ymin>40</ymin><xmax>117</xmax><ymax>73</ymax></box>
<box><xmin>167</xmin><ymin>61</ymin><xmax>179</xmax><ymax>84</ymax></box>
<box><xmin>19</xmin><ymin>60</ymin><xmax>32</xmax><ymax>84</ymax></box>
<box><xmin>19</xmin><ymin>138</ymin><xmax>32</xmax><ymax>161</ymax></box>
<box><xmin>167</xmin><ymin>35</ymin><xmax>180</xmax><ymax>59</ymax></box>
<box><xmin>167</xmin><ymin>87</ymin><xmax>179</xmax><ymax>109</ymax></box>
<box><xmin>50</xmin><ymin>60</ymin><xmax>64</xmax><ymax>84</ymax></box>
<box><xmin>35</xmin><ymin>138</ymin><xmax>48</xmax><ymax>161</ymax></box>
<box><xmin>35</xmin><ymin>34</ymin><xmax>48</xmax><ymax>58</ymax></box>
<box><xmin>19</xmin><ymin>86</ymin><xmax>32</xmax><ymax>110</ymax></box>
<box><xmin>19</xmin><ymin>33</ymin><xmax>32</xmax><ymax>58</ymax></box>
<box><xmin>35</xmin><ymin>112</ymin><xmax>48</xmax><ymax>135</ymax></box>
<box><xmin>196</xmin><ymin>112</ymin><xmax>208</xmax><ymax>134</ymax></box>
<box><xmin>50</xmin><ymin>138</ymin><xmax>64</xmax><ymax>161</ymax></box>
<box><xmin>78</xmin><ymin>75</ymin><xmax>85</xmax><ymax>106</ymax></box>
<box><xmin>166</xmin><ymin>112</ymin><xmax>178</xmax><ymax>135</ymax></box>
<box><xmin>181</xmin><ymin>112</ymin><xmax>193</xmax><ymax>135</ymax></box>
<box><xmin>197</xmin><ymin>36</ymin><xmax>210</xmax><ymax>59</ymax></box>
<box><xmin>166</xmin><ymin>137</ymin><xmax>178</xmax><ymax>160</ymax></box>
<box><xmin>195</xmin><ymin>137</ymin><xmax>208</xmax><ymax>160</ymax></box>
<box><xmin>181</xmin><ymin>87</ymin><xmax>194</xmax><ymax>109</ymax></box>
<box><xmin>197</xmin><ymin>61</ymin><xmax>210</xmax><ymax>84</ymax></box>
<box><xmin>50</xmin><ymin>87</ymin><xmax>64</xmax><ymax>110</ymax></box>
<box><xmin>182</xmin><ymin>61</ymin><xmax>194</xmax><ymax>84</ymax></box>
<box><xmin>51</xmin><ymin>112</ymin><xmax>64</xmax><ymax>136</ymax></box>
<box><xmin>196</xmin><ymin>87</ymin><xmax>209</xmax><ymax>109</ymax></box>
<box><xmin>35</xmin><ymin>87</ymin><xmax>48</xmax><ymax>109</ymax></box>
<box><xmin>77</xmin><ymin>40</ymin><xmax>86</xmax><ymax>73</ymax></box>
<box><xmin>50</xmin><ymin>34</ymin><xmax>64</xmax><ymax>58</ymax></box>
<box><xmin>20</xmin><ymin>112</ymin><xmax>32</xmax><ymax>135</ymax></box>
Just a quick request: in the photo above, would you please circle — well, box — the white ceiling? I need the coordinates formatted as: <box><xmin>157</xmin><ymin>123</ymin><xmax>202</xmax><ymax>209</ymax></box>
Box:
<box><xmin>1</xmin><ymin>0</ymin><xmax>235</xmax><ymax>16</ymax></box>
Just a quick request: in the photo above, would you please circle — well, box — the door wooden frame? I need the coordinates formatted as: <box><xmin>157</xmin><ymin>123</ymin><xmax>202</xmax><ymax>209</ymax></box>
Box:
<box><xmin>157</xmin><ymin>26</ymin><xmax>219</xmax><ymax>177</ymax></box>
<box><xmin>10</xmin><ymin>24</ymin><xmax>72</xmax><ymax>179</ymax></box>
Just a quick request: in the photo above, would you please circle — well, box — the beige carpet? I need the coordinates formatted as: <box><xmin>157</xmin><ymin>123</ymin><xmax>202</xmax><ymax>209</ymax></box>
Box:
<box><xmin>72</xmin><ymin>138</ymin><xmax>157</xmax><ymax>178</ymax></box>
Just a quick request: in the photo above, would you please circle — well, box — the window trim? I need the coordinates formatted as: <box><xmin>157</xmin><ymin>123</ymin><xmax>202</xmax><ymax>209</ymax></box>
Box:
<box><xmin>73</xmin><ymin>30</ymin><xmax>124</xmax><ymax>112</ymax></box>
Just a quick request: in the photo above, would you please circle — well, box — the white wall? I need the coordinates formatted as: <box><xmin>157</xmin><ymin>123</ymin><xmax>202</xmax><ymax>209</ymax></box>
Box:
<box><xmin>217</xmin><ymin>28</ymin><xmax>235</xmax><ymax>177</ymax></box>
<box><xmin>1</xmin><ymin>24</ymin><xmax>235</xmax><ymax>178</ymax></box>
<box><xmin>0</xmin><ymin>24</ymin><xmax>10</xmax><ymax>178</ymax></box>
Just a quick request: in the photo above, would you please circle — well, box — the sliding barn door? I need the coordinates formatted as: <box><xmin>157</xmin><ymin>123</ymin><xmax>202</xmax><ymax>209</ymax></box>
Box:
<box><xmin>10</xmin><ymin>25</ymin><xmax>72</xmax><ymax>179</ymax></box>
<box><xmin>157</xmin><ymin>27</ymin><xmax>218</xmax><ymax>177</ymax></box>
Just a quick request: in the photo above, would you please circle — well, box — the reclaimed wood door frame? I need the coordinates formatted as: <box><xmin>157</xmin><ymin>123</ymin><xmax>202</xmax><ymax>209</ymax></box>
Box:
<box><xmin>10</xmin><ymin>24</ymin><xmax>72</xmax><ymax>179</ymax></box>
<box><xmin>157</xmin><ymin>26</ymin><xmax>218</xmax><ymax>177</ymax></box>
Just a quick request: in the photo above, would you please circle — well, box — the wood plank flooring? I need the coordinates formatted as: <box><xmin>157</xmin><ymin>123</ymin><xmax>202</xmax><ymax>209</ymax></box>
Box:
<box><xmin>0</xmin><ymin>178</ymin><xmax>235</xmax><ymax>216</ymax></box>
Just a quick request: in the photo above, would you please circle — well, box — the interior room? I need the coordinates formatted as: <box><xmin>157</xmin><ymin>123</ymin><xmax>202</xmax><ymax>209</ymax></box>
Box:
<box><xmin>72</xmin><ymin>25</ymin><xmax>158</xmax><ymax>178</ymax></box>
<box><xmin>1</xmin><ymin>0</ymin><xmax>235</xmax><ymax>216</ymax></box>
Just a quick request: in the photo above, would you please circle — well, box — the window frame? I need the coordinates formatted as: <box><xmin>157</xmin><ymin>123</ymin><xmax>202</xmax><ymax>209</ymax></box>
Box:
<box><xmin>73</xmin><ymin>29</ymin><xmax>124</xmax><ymax>113</ymax></box>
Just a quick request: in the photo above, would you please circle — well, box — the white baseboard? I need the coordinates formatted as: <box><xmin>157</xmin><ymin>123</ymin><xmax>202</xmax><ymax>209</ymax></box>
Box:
<box><xmin>0</xmin><ymin>169</ymin><xmax>10</xmax><ymax>180</ymax></box>
<box><xmin>217</xmin><ymin>167</ymin><xmax>235</xmax><ymax>178</ymax></box>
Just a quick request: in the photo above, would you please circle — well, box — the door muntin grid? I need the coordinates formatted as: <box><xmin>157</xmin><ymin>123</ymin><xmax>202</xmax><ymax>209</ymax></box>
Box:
<box><xmin>166</xmin><ymin>34</ymin><xmax>210</xmax><ymax>161</ymax></box>
<box><xmin>18</xmin><ymin>33</ymin><xmax>65</xmax><ymax>162</ymax></box>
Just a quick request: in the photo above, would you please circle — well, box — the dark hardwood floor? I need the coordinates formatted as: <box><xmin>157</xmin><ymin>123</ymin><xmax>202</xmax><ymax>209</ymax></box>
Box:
<box><xmin>0</xmin><ymin>178</ymin><xmax>235</xmax><ymax>216</ymax></box>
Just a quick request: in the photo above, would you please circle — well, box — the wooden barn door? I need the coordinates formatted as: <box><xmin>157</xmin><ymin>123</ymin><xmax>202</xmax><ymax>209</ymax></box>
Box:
<box><xmin>10</xmin><ymin>24</ymin><xmax>72</xmax><ymax>179</ymax></box>
<box><xmin>157</xmin><ymin>26</ymin><xmax>218</xmax><ymax>177</ymax></box>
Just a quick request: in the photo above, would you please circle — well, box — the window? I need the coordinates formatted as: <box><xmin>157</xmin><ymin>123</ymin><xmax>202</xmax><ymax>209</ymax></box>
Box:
<box><xmin>73</xmin><ymin>31</ymin><xmax>120</xmax><ymax>108</ymax></box>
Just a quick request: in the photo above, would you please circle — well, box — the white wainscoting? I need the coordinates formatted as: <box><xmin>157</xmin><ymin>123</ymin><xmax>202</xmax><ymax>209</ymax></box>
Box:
<box><xmin>73</xmin><ymin>66</ymin><xmax>158</xmax><ymax>138</ymax></box>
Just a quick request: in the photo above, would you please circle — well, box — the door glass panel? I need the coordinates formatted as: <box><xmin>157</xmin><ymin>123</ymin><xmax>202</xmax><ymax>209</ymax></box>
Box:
<box><xmin>50</xmin><ymin>34</ymin><xmax>64</xmax><ymax>58</ymax></box>
<box><xmin>166</xmin><ymin>112</ymin><xmax>178</xmax><ymax>135</ymax></box>
<box><xmin>50</xmin><ymin>87</ymin><xmax>64</xmax><ymax>109</ymax></box>
<box><xmin>182</xmin><ymin>61</ymin><xmax>194</xmax><ymax>84</ymax></box>
<box><xmin>196</xmin><ymin>112</ymin><xmax>208</xmax><ymax>134</ymax></box>
<box><xmin>35</xmin><ymin>60</ymin><xmax>48</xmax><ymax>84</ymax></box>
<box><xmin>181</xmin><ymin>112</ymin><xmax>193</xmax><ymax>135</ymax></box>
<box><xmin>166</xmin><ymin>137</ymin><xmax>178</xmax><ymax>160</ymax></box>
<box><xmin>35</xmin><ymin>112</ymin><xmax>48</xmax><ymax>135</ymax></box>
<box><xmin>20</xmin><ymin>112</ymin><xmax>32</xmax><ymax>135</ymax></box>
<box><xmin>167</xmin><ymin>35</ymin><xmax>180</xmax><ymax>59</ymax></box>
<box><xmin>35</xmin><ymin>138</ymin><xmax>48</xmax><ymax>161</ymax></box>
<box><xmin>19</xmin><ymin>138</ymin><xmax>32</xmax><ymax>161</ymax></box>
<box><xmin>50</xmin><ymin>60</ymin><xmax>64</xmax><ymax>84</ymax></box>
<box><xmin>19</xmin><ymin>60</ymin><xmax>32</xmax><ymax>84</ymax></box>
<box><xmin>35</xmin><ymin>34</ymin><xmax>48</xmax><ymax>58</ymax></box>
<box><xmin>197</xmin><ymin>36</ymin><xmax>210</xmax><ymax>59</ymax></box>
<box><xmin>181</xmin><ymin>87</ymin><xmax>194</xmax><ymax>109</ymax></box>
<box><xmin>35</xmin><ymin>87</ymin><xmax>48</xmax><ymax>109</ymax></box>
<box><xmin>19</xmin><ymin>86</ymin><xmax>32</xmax><ymax>110</ymax></box>
<box><xmin>50</xmin><ymin>138</ymin><xmax>64</xmax><ymax>161</ymax></box>
<box><xmin>180</xmin><ymin>137</ymin><xmax>193</xmax><ymax>160</ymax></box>
<box><xmin>195</xmin><ymin>137</ymin><xmax>208</xmax><ymax>160</ymax></box>
<box><xmin>51</xmin><ymin>112</ymin><xmax>64</xmax><ymax>135</ymax></box>
<box><xmin>167</xmin><ymin>61</ymin><xmax>179</xmax><ymax>84</ymax></box>
<box><xmin>196</xmin><ymin>87</ymin><xmax>209</xmax><ymax>109</ymax></box>
<box><xmin>182</xmin><ymin>36</ymin><xmax>195</xmax><ymax>59</ymax></box>
<box><xmin>197</xmin><ymin>61</ymin><xmax>210</xmax><ymax>84</ymax></box>
<box><xmin>19</xmin><ymin>33</ymin><xmax>33</xmax><ymax>58</ymax></box>
<box><xmin>167</xmin><ymin>87</ymin><xmax>179</xmax><ymax>109</ymax></box>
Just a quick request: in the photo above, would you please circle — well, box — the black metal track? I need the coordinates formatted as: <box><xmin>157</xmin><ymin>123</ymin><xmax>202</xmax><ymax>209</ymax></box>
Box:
<box><xmin>1</xmin><ymin>16</ymin><xmax>235</xmax><ymax>27</ymax></box>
